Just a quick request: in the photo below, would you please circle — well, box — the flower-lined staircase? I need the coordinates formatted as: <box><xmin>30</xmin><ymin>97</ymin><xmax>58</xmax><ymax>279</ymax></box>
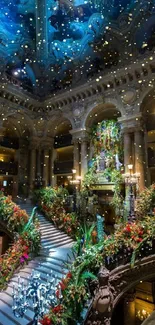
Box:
<box><xmin>0</xmin><ymin>200</ymin><xmax>74</xmax><ymax>325</ymax></box>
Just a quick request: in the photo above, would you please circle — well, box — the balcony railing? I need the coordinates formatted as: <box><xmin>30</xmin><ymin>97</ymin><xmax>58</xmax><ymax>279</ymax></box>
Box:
<box><xmin>0</xmin><ymin>161</ymin><xmax>18</xmax><ymax>175</ymax></box>
<box><xmin>54</xmin><ymin>160</ymin><xmax>73</xmax><ymax>174</ymax></box>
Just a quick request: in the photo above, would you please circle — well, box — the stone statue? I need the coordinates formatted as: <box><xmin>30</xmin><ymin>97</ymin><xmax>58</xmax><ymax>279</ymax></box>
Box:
<box><xmin>93</xmin><ymin>267</ymin><xmax>113</xmax><ymax>314</ymax></box>
<box><xmin>115</xmin><ymin>153</ymin><xmax>122</xmax><ymax>170</ymax></box>
<box><xmin>96</xmin><ymin>151</ymin><xmax>105</xmax><ymax>172</ymax></box>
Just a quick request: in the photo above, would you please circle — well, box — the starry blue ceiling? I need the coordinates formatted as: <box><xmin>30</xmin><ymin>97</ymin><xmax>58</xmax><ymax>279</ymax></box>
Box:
<box><xmin>0</xmin><ymin>0</ymin><xmax>155</xmax><ymax>96</ymax></box>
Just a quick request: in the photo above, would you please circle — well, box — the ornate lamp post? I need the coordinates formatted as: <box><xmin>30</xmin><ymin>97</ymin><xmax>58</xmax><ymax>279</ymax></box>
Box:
<box><xmin>12</xmin><ymin>271</ymin><xmax>60</xmax><ymax>325</ymax></box>
<box><xmin>123</xmin><ymin>164</ymin><xmax>140</xmax><ymax>222</ymax></box>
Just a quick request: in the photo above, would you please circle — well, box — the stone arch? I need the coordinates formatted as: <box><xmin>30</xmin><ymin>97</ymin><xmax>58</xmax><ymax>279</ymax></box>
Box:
<box><xmin>3</xmin><ymin>111</ymin><xmax>36</xmax><ymax>138</ymax></box>
<box><xmin>83</xmin><ymin>98</ymin><xmax>123</xmax><ymax>129</ymax></box>
<box><xmin>111</xmin><ymin>256</ymin><xmax>155</xmax><ymax>310</ymax></box>
<box><xmin>45</xmin><ymin>115</ymin><xmax>73</xmax><ymax>138</ymax></box>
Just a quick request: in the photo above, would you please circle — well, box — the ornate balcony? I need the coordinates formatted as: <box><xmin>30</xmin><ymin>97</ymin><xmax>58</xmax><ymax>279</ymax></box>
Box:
<box><xmin>54</xmin><ymin>134</ymin><xmax>72</xmax><ymax>148</ymax></box>
<box><xmin>0</xmin><ymin>161</ymin><xmax>18</xmax><ymax>175</ymax></box>
<box><xmin>54</xmin><ymin>160</ymin><xmax>73</xmax><ymax>174</ymax></box>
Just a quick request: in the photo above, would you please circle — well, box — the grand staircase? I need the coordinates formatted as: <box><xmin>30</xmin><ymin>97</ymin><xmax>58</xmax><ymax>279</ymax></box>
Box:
<box><xmin>0</xmin><ymin>200</ymin><xmax>75</xmax><ymax>325</ymax></box>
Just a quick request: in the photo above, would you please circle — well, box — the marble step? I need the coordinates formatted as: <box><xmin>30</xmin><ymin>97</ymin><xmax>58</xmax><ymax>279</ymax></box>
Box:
<box><xmin>0</xmin><ymin>206</ymin><xmax>74</xmax><ymax>325</ymax></box>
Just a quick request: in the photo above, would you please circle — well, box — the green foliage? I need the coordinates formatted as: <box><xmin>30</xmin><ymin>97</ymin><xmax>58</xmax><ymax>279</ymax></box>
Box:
<box><xmin>110</xmin><ymin>169</ymin><xmax>124</xmax><ymax>214</ymax></box>
<box><xmin>136</xmin><ymin>184</ymin><xmax>155</xmax><ymax>218</ymax></box>
<box><xmin>35</xmin><ymin>187</ymin><xmax>79</xmax><ymax>239</ymax></box>
<box><xmin>0</xmin><ymin>194</ymin><xmax>41</xmax><ymax>289</ymax></box>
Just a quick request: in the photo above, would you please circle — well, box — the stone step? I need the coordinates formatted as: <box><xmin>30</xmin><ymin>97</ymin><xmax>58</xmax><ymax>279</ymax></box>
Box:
<box><xmin>0</xmin><ymin>206</ymin><xmax>74</xmax><ymax>325</ymax></box>
<box><xmin>0</xmin><ymin>299</ymin><xmax>30</xmax><ymax>325</ymax></box>
<box><xmin>42</xmin><ymin>237</ymin><xmax>73</xmax><ymax>248</ymax></box>
<box><xmin>0</xmin><ymin>311</ymin><xmax>18</xmax><ymax>325</ymax></box>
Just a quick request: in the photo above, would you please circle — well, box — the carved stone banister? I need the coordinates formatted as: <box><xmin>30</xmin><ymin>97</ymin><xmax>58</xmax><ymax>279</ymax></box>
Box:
<box><xmin>85</xmin><ymin>253</ymin><xmax>155</xmax><ymax>324</ymax></box>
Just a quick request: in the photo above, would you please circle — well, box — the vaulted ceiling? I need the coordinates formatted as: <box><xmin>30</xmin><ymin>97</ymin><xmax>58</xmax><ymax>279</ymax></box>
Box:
<box><xmin>0</xmin><ymin>0</ymin><xmax>155</xmax><ymax>98</ymax></box>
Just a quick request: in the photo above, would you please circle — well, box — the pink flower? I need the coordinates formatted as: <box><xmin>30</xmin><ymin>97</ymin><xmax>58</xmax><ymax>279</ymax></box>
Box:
<box><xmin>20</xmin><ymin>257</ymin><xmax>25</xmax><ymax>263</ymax></box>
<box><xmin>22</xmin><ymin>253</ymin><xmax>29</xmax><ymax>259</ymax></box>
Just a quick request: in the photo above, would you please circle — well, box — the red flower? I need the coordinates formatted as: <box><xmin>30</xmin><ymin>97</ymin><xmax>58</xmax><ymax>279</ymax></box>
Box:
<box><xmin>66</xmin><ymin>271</ymin><xmax>72</xmax><ymax>279</ymax></box>
<box><xmin>56</xmin><ymin>289</ymin><xmax>59</xmax><ymax>298</ymax></box>
<box><xmin>52</xmin><ymin>305</ymin><xmax>63</xmax><ymax>314</ymax></box>
<box><xmin>40</xmin><ymin>316</ymin><xmax>52</xmax><ymax>325</ymax></box>
<box><xmin>22</xmin><ymin>252</ymin><xmax>29</xmax><ymax>259</ymax></box>
<box><xmin>59</xmin><ymin>281</ymin><xmax>66</xmax><ymax>290</ymax></box>
<box><xmin>124</xmin><ymin>225</ymin><xmax>131</xmax><ymax>233</ymax></box>
<box><xmin>136</xmin><ymin>238</ymin><xmax>143</xmax><ymax>243</ymax></box>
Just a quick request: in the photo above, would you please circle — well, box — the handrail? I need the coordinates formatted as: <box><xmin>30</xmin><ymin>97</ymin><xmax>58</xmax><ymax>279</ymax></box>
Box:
<box><xmin>23</xmin><ymin>206</ymin><xmax>38</xmax><ymax>232</ymax></box>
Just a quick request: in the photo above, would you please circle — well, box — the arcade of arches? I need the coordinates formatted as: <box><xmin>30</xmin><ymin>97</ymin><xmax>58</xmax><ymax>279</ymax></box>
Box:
<box><xmin>1</xmin><ymin>2</ymin><xmax>155</xmax><ymax>323</ymax></box>
<box><xmin>1</xmin><ymin>86</ymin><xmax>155</xmax><ymax>324</ymax></box>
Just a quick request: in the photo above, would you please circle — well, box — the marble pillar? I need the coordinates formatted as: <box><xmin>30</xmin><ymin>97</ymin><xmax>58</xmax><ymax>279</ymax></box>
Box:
<box><xmin>37</xmin><ymin>148</ymin><xmax>41</xmax><ymax>178</ymax></box>
<box><xmin>81</xmin><ymin>139</ymin><xmax>88</xmax><ymax>180</ymax></box>
<box><xmin>124</xmin><ymin>132</ymin><xmax>132</xmax><ymax>173</ymax></box>
<box><xmin>29</xmin><ymin>148</ymin><xmax>37</xmax><ymax>190</ymax></box>
<box><xmin>18</xmin><ymin>139</ymin><xmax>29</xmax><ymax>195</ymax></box>
<box><xmin>49</xmin><ymin>148</ymin><xmax>54</xmax><ymax>186</ymax></box>
<box><xmin>43</xmin><ymin>148</ymin><xmax>49</xmax><ymax>187</ymax></box>
<box><xmin>134</xmin><ymin>130</ymin><xmax>145</xmax><ymax>190</ymax></box>
<box><xmin>73</xmin><ymin>141</ymin><xmax>80</xmax><ymax>176</ymax></box>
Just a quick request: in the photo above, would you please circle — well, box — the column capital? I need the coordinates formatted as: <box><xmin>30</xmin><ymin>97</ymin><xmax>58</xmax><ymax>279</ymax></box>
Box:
<box><xmin>118</xmin><ymin>113</ymin><xmax>144</xmax><ymax>133</ymax></box>
<box><xmin>70</xmin><ymin>128</ymin><xmax>90</xmax><ymax>143</ymax></box>
<box><xmin>19</xmin><ymin>138</ymin><xmax>29</xmax><ymax>149</ymax></box>
<box><xmin>40</xmin><ymin>137</ymin><xmax>54</xmax><ymax>150</ymax></box>
<box><xmin>29</xmin><ymin>137</ymin><xmax>40</xmax><ymax>150</ymax></box>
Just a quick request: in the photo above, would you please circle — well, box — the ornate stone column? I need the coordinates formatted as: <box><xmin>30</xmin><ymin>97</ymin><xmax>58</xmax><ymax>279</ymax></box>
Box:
<box><xmin>41</xmin><ymin>138</ymin><xmax>54</xmax><ymax>187</ymax></box>
<box><xmin>81</xmin><ymin>139</ymin><xmax>88</xmax><ymax>180</ymax></box>
<box><xmin>73</xmin><ymin>140</ymin><xmax>80</xmax><ymax>176</ymax></box>
<box><xmin>37</xmin><ymin>148</ymin><xmax>41</xmax><ymax>177</ymax></box>
<box><xmin>49</xmin><ymin>147</ymin><xmax>54</xmax><ymax>186</ymax></box>
<box><xmin>36</xmin><ymin>0</ymin><xmax>48</xmax><ymax>62</ymax></box>
<box><xmin>18</xmin><ymin>138</ymin><xmax>29</xmax><ymax>196</ymax></box>
<box><xmin>43</xmin><ymin>147</ymin><xmax>50</xmax><ymax>187</ymax></box>
<box><xmin>124</xmin><ymin>292</ymin><xmax>136</xmax><ymax>325</ymax></box>
<box><xmin>134</xmin><ymin>130</ymin><xmax>145</xmax><ymax>190</ymax></box>
<box><xmin>29</xmin><ymin>138</ymin><xmax>38</xmax><ymax>191</ymax></box>
<box><xmin>123</xmin><ymin>131</ymin><xmax>132</xmax><ymax>173</ymax></box>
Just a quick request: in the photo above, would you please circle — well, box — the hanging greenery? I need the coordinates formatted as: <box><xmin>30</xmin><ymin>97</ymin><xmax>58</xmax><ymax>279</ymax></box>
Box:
<box><xmin>80</xmin><ymin>120</ymin><xmax>124</xmax><ymax>217</ymax></box>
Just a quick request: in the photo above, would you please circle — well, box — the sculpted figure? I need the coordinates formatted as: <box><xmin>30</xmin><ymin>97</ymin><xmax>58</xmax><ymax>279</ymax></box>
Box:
<box><xmin>93</xmin><ymin>267</ymin><xmax>113</xmax><ymax>314</ymax></box>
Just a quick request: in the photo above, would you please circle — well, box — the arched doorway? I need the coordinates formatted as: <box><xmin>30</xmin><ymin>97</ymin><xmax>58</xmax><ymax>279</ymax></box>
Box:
<box><xmin>84</xmin><ymin>102</ymin><xmax>123</xmax><ymax>230</ymax></box>
<box><xmin>111</xmin><ymin>279</ymin><xmax>155</xmax><ymax>325</ymax></box>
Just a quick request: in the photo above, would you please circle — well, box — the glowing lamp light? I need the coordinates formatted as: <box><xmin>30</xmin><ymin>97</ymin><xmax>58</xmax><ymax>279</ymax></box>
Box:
<box><xmin>72</xmin><ymin>169</ymin><xmax>76</xmax><ymax>174</ymax></box>
<box><xmin>128</xmin><ymin>164</ymin><xmax>133</xmax><ymax>171</ymax></box>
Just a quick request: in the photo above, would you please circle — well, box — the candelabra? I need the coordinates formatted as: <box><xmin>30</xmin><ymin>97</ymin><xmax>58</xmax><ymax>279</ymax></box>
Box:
<box><xmin>123</xmin><ymin>164</ymin><xmax>140</xmax><ymax>222</ymax></box>
<box><xmin>12</xmin><ymin>271</ymin><xmax>62</xmax><ymax>325</ymax></box>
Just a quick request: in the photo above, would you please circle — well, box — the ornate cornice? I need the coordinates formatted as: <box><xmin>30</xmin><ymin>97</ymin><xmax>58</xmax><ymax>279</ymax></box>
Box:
<box><xmin>1</xmin><ymin>52</ymin><xmax>155</xmax><ymax>116</ymax></box>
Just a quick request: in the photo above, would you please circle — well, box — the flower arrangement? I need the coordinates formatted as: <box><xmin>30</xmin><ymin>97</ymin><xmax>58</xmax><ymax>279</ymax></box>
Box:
<box><xmin>39</xmin><ymin>185</ymin><xmax>155</xmax><ymax>325</ymax></box>
<box><xmin>34</xmin><ymin>187</ymin><xmax>80</xmax><ymax>239</ymax></box>
<box><xmin>136</xmin><ymin>184</ymin><xmax>155</xmax><ymax>218</ymax></box>
<box><xmin>0</xmin><ymin>194</ymin><xmax>29</xmax><ymax>233</ymax></box>
<box><xmin>0</xmin><ymin>192</ymin><xmax>41</xmax><ymax>289</ymax></box>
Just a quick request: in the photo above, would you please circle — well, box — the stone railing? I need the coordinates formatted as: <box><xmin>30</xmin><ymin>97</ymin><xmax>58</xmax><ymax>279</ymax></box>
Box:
<box><xmin>84</xmin><ymin>241</ymin><xmax>155</xmax><ymax>325</ymax></box>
